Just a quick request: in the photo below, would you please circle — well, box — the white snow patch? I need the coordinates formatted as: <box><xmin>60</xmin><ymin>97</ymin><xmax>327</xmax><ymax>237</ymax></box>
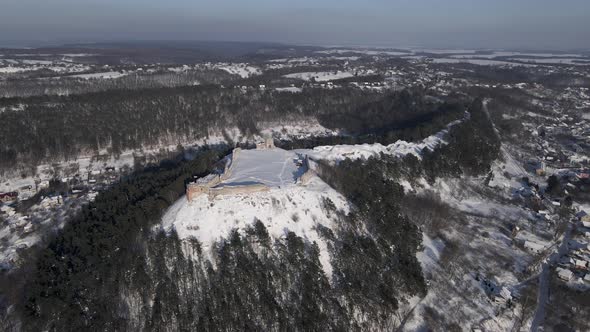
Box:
<box><xmin>284</xmin><ymin>71</ymin><xmax>355</xmax><ymax>82</ymax></box>
<box><xmin>216</xmin><ymin>64</ymin><xmax>261</xmax><ymax>78</ymax></box>
<box><xmin>0</xmin><ymin>66</ymin><xmax>35</xmax><ymax>73</ymax></box>
<box><xmin>275</xmin><ymin>86</ymin><xmax>302</xmax><ymax>93</ymax></box>
<box><xmin>304</xmin><ymin>115</ymin><xmax>466</xmax><ymax>163</ymax></box>
<box><xmin>259</xmin><ymin>120</ymin><xmax>341</xmax><ymax>140</ymax></box>
<box><xmin>417</xmin><ymin>234</ymin><xmax>445</xmax><ymax>273</ymax></box>
<box><xmin>70</xmin><ymin>71</ymin><xmax>127</xmax><ymax>79</ymax></box>
<box><xmin>431</xmin><ymin>58</ymin><xmax>537</xmax><ymax>67</ymax></box>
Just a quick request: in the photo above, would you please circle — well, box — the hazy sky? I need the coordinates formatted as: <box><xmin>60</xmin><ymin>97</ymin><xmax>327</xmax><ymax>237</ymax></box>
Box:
<box><xmin>1</xmin><ymin>0</ymin><xmax>589</xmax><ymax>50</ymax></box>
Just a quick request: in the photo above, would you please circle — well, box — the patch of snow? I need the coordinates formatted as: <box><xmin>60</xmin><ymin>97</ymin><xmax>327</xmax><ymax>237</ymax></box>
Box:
<box><xmin>69</xmin><ymin>71</ymin><xmax>127</xmax><ymax>79</ymax></box>
<box><xmin>304</xmin><ymin>115</ymin><xmax>466</xmax><ymax>162</ymax></box>
<box><xmin>0</xmin><ymin>66</ymin><xmax>35</xmax><ymax>73</ymax></box>
<box><xmin>222</xmin><ymin>149</ymin><xmax>305</xmax><ymax>188</ymax></box>
<box><xmin>259</xmin><ymin>120</ymin><xmax>341</xmax><ymax>140</ymax></box>
<box><xmin>431</xmin><ymin>58</ymin><xmax>537</xmax><ymax>67</ymax></box>
<box><xmin>412</xmin><ymin>48</ymin><xmax>477</xmax><ymax>54</ymax></box>
<box><xmin>284</xmin><ymin>71</ymin><xmax>355</xmax><ymax>82</ymax></box>
<box><xmin>275</xmin><ymin>87</ymin><xmax>302</xmax><ymax>93</ymax></box>
<box><xmin>417</xmin><ymin>234</ymin><xmax>445</xmax><ymax>273</ymax></box>
<box><xmin>316</xmin><ymin>49</ymin><xmax>412</xmax><ymax>56</ymax></box>
<box><xmin>216</xmin><ymin>63</ymin><xmax>261</xmax><ymax>78</ymax></box>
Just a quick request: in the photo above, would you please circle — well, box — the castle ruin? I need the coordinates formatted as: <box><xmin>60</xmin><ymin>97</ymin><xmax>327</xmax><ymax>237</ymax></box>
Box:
<box><xmin>186</xmin><ymin>143</ymin><xmax>316</xmax><ymax>201</ymax></box>
<box><xmin>255</xmin><ymin>137</ymin><xmax>275</xmax><ymax>150</ymax></box>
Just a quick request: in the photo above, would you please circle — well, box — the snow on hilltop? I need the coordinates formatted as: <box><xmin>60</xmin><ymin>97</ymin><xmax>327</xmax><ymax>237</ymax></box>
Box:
<box><xmin>161</xmin><ymin>147</ymin><xmax>349</xmax><ymax>276</ymax></box>
<box><xmin>160</xmin><ymin>111</ymin><xmax>467</xmax><ymax>277</ymax></box>
<box><xmin>161</xmin><ymin>176</ymin><xmax>349</xmax><ymax>276</ymax></box>
<box><xmin>222</xmin><ymin>149</ymin><xmax>306</xmax><ymax>187</ymax></box>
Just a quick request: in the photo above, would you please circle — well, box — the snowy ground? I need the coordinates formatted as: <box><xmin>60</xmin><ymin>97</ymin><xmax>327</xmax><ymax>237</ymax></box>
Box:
<box><xmin>221</xmin><ymin>149</ymin><xmax>306</xmax><ymax>187</ymax></box>
<box><xmin>70</xmin><ymin>71</ymin><xmax>128</xmax><ymax>79</ymax></box>
<box><xmin>430</xmin><ymin>58</ymin><xmax>538</xmax><ymax>67</ymax></box>
<box><xmin>283</xmin><ymin>71</ymin><xmax>356</xmax><ymax>82</ymax></box>
<box><xmin>303</xmin><ymin>114</ymin><xmax>466</xmax><ymax>162</ymax></box>
<box><xmin>160</xmin><ymin>176</ymin><xmax>350</xmax><ymax>277</ymax></box>
<box><xmin>274</xmin><ymin>87</ymin><xmax>302</xmax><ymax>93</ymax></box>
<box><xmin>258</xmin><ymin>120</ymin><xmax>341</xmax><ymax>140</ymax></box>
<box><xmin>401</xmin><ymin>175</ymin><xmax>542</xmax><ymax>331</ymax></box>
<box><xmin>215</xmin><ymin>63</ymin><xmax>261</xmax><ymax>78</ymax></box>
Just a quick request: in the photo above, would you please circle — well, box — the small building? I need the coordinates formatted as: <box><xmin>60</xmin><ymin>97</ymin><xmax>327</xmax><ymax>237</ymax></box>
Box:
<box><xmin>0</xmin><ymin>192</ymin><xmax>18</xmax><ymax>203</ymax></box>
<box><xmin>23</xmin><ymin>223</ymin><xmax>34</xmax><ymax>234</ymax></box>
<box><xmin>524</xmin><ymin>240</ymin><xmax>546</xmax><ymax>254</ymax></box>
<box><xmin>0</xmin><ymin>205</ymin><xmax>16</xmax><ymax>216</ymax></box>
<box><xmin>536</xmin><ymin>161</ymin><xmax>547</xmax><ymax>176</ymax></box>
<box><xmin>574</xmin><ymin>259</ymin><xmax>588</xmax><ymax>270</ymax></box>
<box><xmin>556</xmin><ymin>267</ymin><xmax>574</xmax><ymax>281</ymax></box>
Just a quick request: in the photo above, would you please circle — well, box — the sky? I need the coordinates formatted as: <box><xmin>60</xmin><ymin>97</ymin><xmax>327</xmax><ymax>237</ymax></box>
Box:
<box><xmin>0</xmin><ymin>0</ymin><xmax>589</xmax><ymax>50</ymax></box>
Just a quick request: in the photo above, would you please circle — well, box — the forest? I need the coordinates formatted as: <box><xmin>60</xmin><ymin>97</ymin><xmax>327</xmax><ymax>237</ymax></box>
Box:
<box><xmin>0</xmin><ymin>86</ymin><xmax>465</xmax><ymax>175</ymax></box>
<box><xmin>0</xmin><ymin>97</ymin><xmax>502</xmax><ymax>331</ymax></box>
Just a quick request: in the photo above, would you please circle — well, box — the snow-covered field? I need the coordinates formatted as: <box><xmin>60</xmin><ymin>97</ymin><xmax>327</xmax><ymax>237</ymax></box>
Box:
<box><xmin>274</xmin><ymin>86</ymin><xmax>302</xmax><ymax>93</ymax></box>
<box><xmin>284</xmin><ymin>71</ymin><xmax>355</xmax><ymax>82</ymax></box>
<box><xmin>316</xmin><ymin>49</ymin><xmax>412</xmax><ymax>56</ymax></box>
<box><xmin>70</xmin><ymin>71</ymin><xmax>128</xmax><ymax>79</ymax></box>
<box><xmin>0</xmin><ymin>59</ymin><xmax>91</xmax><ymax>74</ymax></box>
<box><xmin>215</xmin><ymin>63</ymin><xmax>261</xmax><ymax>78</ymax></box>
<box><xmin>259</xmin><ymin>120</ymin><xmax>341</xmax><ymax>140</ymax></box>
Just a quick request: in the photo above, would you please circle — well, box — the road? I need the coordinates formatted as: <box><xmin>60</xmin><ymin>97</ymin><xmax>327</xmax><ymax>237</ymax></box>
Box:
<box><xmin>529</xmin><ymin>223</ymin><xmax>572</xmax><ymax>331</ymax></box>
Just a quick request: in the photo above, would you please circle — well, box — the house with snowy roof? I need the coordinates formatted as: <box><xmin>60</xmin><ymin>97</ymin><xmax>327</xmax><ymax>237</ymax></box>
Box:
<box><xmin>557</xmin><ymin>267</ymin><xmax>574</xmax><ymax>281</ymax></box>
<box><xmin>524</xmin><ymin>240</ymin><xmax>546</xmax><ymax>254</ymax></box>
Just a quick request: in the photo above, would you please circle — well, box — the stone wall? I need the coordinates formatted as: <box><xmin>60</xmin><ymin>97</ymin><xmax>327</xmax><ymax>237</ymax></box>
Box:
<box><xmin>186</xmin><ymin>147</ymin><xmax>241</xmax><ymax>201</ymax></box>
<box><xmin>186</xmin><ymin>174</ymin><xmax>221</xmax><ymax>201</ymax></box>
<box><xmin>298</xmin><ymin>156</ymin><xmax>317</xmax><ymax>185</ymax></box>
<box><xmin>208</xmin><ymin>184</ymin><xmax>270</xmax><ymax>198</ymax></box>
<box><xmin>299</xmin><ymin>169</ymin><xmax>316</xmax><ymax>185</ymax></box>
<box><xmin>255</xmin><ymin>138</ymin><xmax>275</xmax><ymax>150</ymax></box>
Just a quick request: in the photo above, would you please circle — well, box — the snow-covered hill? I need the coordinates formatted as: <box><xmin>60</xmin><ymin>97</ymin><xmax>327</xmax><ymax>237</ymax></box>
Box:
<box><xmin>161</xmin><ymin>176</ymin><xmax>350</xmax><ymax>276</ymax></box>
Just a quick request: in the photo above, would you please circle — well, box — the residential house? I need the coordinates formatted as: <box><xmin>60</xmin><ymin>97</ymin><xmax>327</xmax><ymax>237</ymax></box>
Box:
<box><xmin>557</xmin><ymin>267</ymin><xmax>574</xmax><ymax>281</ymax></box>
<box><xmin>0</xmin><ymin>192</ymin><xmax>18</xmax><ymax>203</ymax></box>
<box><xmin>524</xmin><ymin>240</ymin><xmax>546</xmax><ymax>254</ymax></box>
